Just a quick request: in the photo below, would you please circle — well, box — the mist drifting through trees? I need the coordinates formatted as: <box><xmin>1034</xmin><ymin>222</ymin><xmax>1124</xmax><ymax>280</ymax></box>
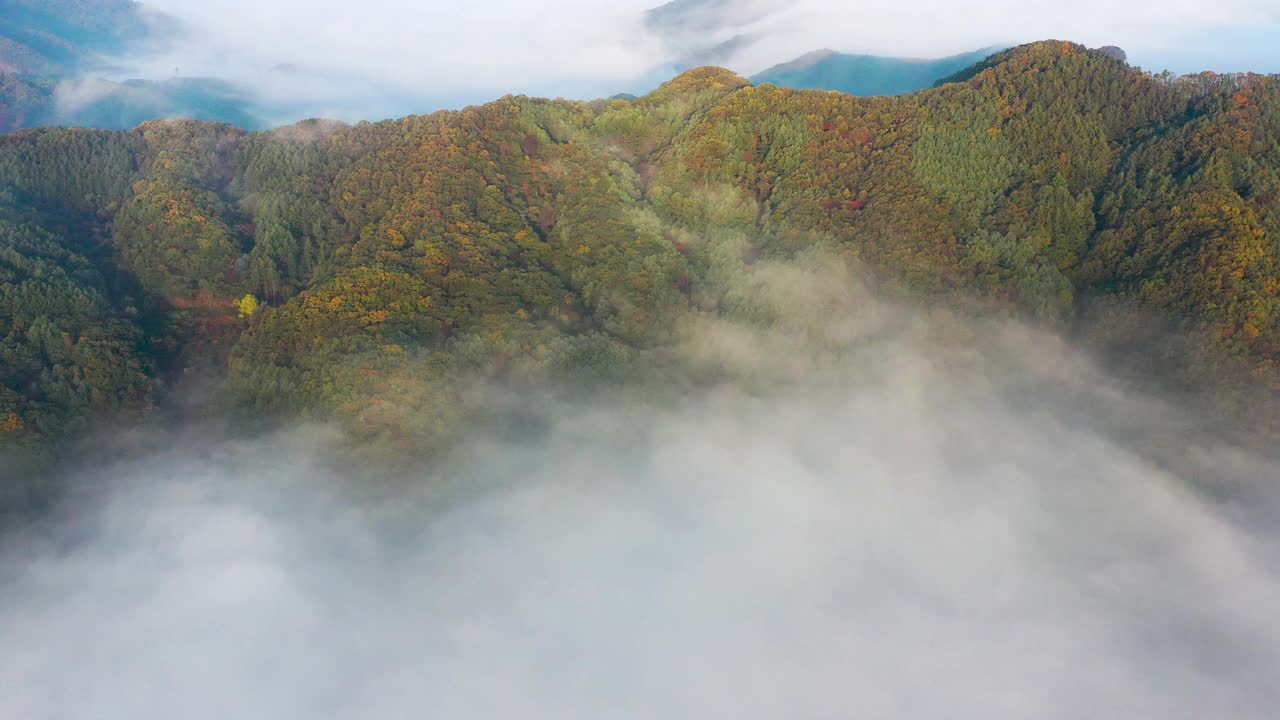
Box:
<box><xmin>3</xmin><ymin>259</ymin><xmax>1280</xmax><ymax>719</ymax></box>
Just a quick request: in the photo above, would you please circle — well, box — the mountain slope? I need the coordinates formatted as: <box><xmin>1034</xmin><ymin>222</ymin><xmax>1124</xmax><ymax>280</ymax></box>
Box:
<box><xmin>2</xmin><ymin>41</ymin><xmax>1278</xmax><ymax>477</ymax></box>
<box><xmin>0</xmin><ymin>0</ymin><xmax>157</xmax><ymax>75</ymax></box>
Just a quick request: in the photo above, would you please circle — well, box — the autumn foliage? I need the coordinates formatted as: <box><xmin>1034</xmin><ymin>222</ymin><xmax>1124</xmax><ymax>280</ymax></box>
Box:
<box><xmin>3</xmin><ymin>41</ymin><xmax>1279</xmax><ymax>461</ymax></box>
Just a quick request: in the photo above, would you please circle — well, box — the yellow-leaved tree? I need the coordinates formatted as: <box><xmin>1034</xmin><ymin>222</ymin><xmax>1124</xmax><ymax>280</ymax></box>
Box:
<box><xmin>235</xmin><ymin>293</ymin><xmax>260</xmax><ymax>318</ymax></box>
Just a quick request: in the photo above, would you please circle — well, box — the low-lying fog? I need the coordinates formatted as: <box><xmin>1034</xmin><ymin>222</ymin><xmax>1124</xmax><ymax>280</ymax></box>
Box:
<box><xmin>2</xmin><ymin>277</ymin><xmax>1278</xmax><ymax>719</ymax></box>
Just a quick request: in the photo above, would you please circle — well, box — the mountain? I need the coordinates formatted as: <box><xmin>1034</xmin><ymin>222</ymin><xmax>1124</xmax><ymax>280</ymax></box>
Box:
<box><xmin>643</xmin><ymin>1</ymin><xmax>998</xmax><ymax>98</ymax></box>
<box><xmin>752</xmin><ymin>47</ymin><xmax>1004</xmax><ymax>96</ymax></box>
<box><xmin>2</xmin><ymin>41</ymin><xmax>1278</xmax><ymax>487</ymax></box>
<box><xmin>0</xmin><ymin>73</ymin><xmax>52</xmax><ymax>128</ymax></box>
<box><xmin>0</xmin><ymin>0</ymin><xmax>265</xmax><ymax>132</ymax></box>
<box><xmin>644</xmin><ymin>0</ymin><xmax>781</xmax><ymax>68</ymax></box>
<box><xmin>0</xmin><ymin>0</ymin><xmax>160</xmax><ymax>75</ymax></box>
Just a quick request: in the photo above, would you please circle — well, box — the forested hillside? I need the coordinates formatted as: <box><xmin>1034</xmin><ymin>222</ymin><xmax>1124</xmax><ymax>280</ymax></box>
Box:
<box><xmin>3</xmin><ymin>41</ymin><xmax>1278</xmax><ymax>480</ymax></box>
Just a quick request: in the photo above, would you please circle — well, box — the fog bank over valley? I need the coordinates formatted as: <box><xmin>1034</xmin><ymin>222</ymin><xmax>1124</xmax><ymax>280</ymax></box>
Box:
<box><xmin>3</xmin><ymin>279</ymin><xmax>1279</xmax><ymax>719</ymax></box>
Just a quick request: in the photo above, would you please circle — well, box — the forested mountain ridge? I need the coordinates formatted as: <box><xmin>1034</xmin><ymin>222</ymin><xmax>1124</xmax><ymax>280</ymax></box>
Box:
<box><xmin>2</xmin><ymin>41</ymin><xmax>1279</xmax><ymax>484</ymax></box>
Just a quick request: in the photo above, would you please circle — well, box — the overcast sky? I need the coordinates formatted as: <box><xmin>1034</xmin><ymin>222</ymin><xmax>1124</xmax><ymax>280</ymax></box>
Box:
<box><xmin>131</xmin><ymin>0</ymin><xmax>1280</xmax><ymax>121</ymax></box>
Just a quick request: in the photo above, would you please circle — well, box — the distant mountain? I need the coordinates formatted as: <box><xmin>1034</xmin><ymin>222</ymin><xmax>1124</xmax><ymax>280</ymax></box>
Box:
<box><xmin>0</xmin><ymin>0</ymin><xmax>162</xmax><ymax>75</ymax></box>
<box><xmin>644</xmin><ymin>0</ymin><xmax>781</xmax><ymax>68</ymax></box>
<box><xmin>1</xmin><ymin>73</ymin><xmax>267</xmax><ymax>133</ymax></box>
<box><xmin>0</xmin><ymin>73</ymin><xmax>51</xmax><ymax>127</ymax></box>
<box><xmin>641</xmin><ymin>1</ymin><xmax>1001</xmax><ymax>98</ymax></box>
<box><xmin>50</xmin><ymin>76</ymin><xmax>262</xmax><ymax>129</ymax></box>
<box><xmin>0</xmin><ymin>0</ymin><xmax>264</xmax><ymax>132</ymax></box>
<box><xmin>752</xmin><ymin>47</ymin><xmax>1004</xmax><ymax>96</ymax></box>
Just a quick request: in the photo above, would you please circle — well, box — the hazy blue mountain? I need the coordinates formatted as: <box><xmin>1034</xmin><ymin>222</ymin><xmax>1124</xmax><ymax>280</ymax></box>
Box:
<box><xmin>641</xmin><ymin>0</ymin><xmax>1004</xmax><ymax>98</ymax></box>
<box><xmin>50</xmin><ymin>76</ymin><xmax>263</xmax><ymax>129</ymax></box>
<box><xmin>0</xmin><ymin>0</ymin><xmax>162</xmax><ymax>75</ymax></box>
<box><xmin>0</xmin><ymin>0</ymin><xmax>266</xmax><ymax>132</ymax></box>
<box><xmin>645</xmin><ymin>0</ymin><xmax>780</xmax><ymax>68</ymax></box>
<box><xmin>752</xmin><ymin>47</ymin><xmax>1004</xmax><ymax>96</ymax></box>
<box><xmin>1</xmin><ymin>73</ymin><xmax>268</xmax><ymax>133</ymax></box>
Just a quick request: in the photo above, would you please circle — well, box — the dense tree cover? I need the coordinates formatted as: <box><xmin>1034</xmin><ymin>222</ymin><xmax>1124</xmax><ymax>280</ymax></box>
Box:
<box><xmin>1080</xmin><ymin>73</ymin><xmax>1280</xmax><ymax>379</ymax></box>
<box><xmin>2</xmin><ymin>40</ymin><xmax>1278</xmax><ymax>466</ymax></box>
<box><xmin>0</xmin><ymin>193</ymin><xmax>153</xmax><ymax>476</ymax></box>
<box><xmin>0</xmin><ymin>126</ymin><xmax>138</xmax><ymax>212</ymax></box>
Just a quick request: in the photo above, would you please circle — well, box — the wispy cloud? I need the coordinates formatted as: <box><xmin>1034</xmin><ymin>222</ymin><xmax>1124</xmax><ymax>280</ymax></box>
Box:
<box><xmin>123</xmin><ymin>0</ymin><xmax>664</xmax><ymax>120</ymax></box>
